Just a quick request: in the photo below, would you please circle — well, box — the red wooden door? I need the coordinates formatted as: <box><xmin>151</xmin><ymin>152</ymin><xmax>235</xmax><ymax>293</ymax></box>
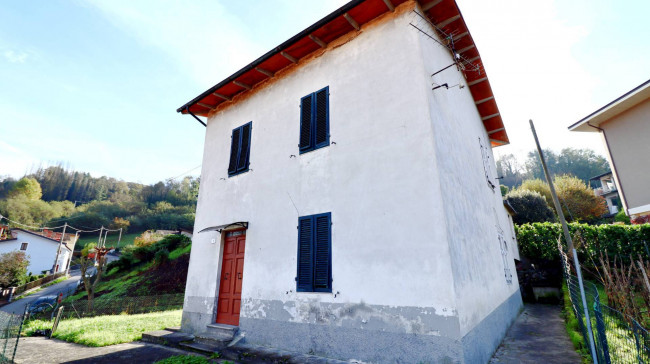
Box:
<box><xmin>216</xmin><ymin>232</ymin><xmax>246</xmax><ymax>326</ymax></box>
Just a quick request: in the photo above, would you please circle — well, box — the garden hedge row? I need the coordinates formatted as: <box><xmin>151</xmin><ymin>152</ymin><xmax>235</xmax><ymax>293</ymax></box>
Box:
<box><xmin>516</xmin><ymin>222</ymin><xmax>650</xmax><ymax>264</ymax></box>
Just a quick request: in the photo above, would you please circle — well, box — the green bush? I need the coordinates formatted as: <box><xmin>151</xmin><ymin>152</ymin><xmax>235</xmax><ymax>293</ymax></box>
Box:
<box><xmin>615</xmin><ymin>210</ymin><xmax>630</xmax><ymax>224</ymax></box>
<box><xmin>154</xmin><ymin>248</ymin><xmax>170</xmax><ymax>266</ymax></box>
<box><xmin>506</xmin><ymin>189</ymin><xmax>555</xmax><ymax>224</ymax></box>
<box><xmin>516</xmin><ymin>222</ymin><xmax>650</xmax><ymax>265</ymax></box>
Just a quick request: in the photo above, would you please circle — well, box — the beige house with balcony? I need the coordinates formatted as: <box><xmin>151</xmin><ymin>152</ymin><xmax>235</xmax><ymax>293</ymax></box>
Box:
<box><xmin>569</xmin><ymin>79</ymin><xmax>650</xmax><ymax>217</ymax></box>
<box><xmin>590</xmin><ymin>171</ymin><xmax>620</xmax><ymax>216</ymax></box>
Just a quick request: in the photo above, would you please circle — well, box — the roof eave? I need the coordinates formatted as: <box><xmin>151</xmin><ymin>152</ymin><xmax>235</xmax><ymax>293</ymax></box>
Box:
<box><xmin>569</xmin><ymin>79</ymin><xmax>650</xmax><ymax>132</ymax></box>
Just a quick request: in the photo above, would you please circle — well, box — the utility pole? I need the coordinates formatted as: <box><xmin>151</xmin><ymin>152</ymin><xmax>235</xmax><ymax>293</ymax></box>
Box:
<box><xmin>52</xmin><ymin>223</ymin><xmax>67</xmax><ymax>273</ymax></box>
<box><xmin>530</xmin><ymin>119</ymin><xmax>598</xmax><ymax>363</ymax></box>
<box><xmin>98</xmin><ymin>227</ymin><xmax>104</xmax><ymax>249</ymax></box>
<box><xmin>66</xmin><ymin>231</ymin><xmax>80</xmax><ymax>272</ymax></box>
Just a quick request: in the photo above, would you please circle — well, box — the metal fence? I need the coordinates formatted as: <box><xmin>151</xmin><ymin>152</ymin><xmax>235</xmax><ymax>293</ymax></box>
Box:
<box><xmin>0</xmin><ymin>311</ymin><xmax>24</xmax><ymax>364</ymax></box>
<box><xmin>566</xmin><ymin>273</ymin><xmax>650</xmax><ymax>363</ymax></box>
<box><xmin>29</xmin><ymin>294</ymin><xmax>184</xmax><ymax>321</ymax></box>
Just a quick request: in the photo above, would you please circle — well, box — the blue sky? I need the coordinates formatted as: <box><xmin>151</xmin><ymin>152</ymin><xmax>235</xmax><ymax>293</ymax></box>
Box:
<box><xmin>1</xmin><ymin>0</ymin><xmax>649</xmax><ymax>183</ymax></box>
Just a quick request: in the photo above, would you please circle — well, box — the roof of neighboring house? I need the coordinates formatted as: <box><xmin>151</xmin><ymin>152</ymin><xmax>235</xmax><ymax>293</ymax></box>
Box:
<box><xmin>569</xmin><ymin>79</ymin><xmax>650</xmax><ymax>132</ymax></box>
<box><xmin>11</xmin><ymin>229</ymin><xmax>72</xmax><ymax>252</ymax></box>
<box><xmin>177</xmin><ymin>0</ymin><xmax>509</xmax><ymax>147</ymax></box>
<box><xmin>589</xmin><ymin>171</ymin><xmax>613</xmax><ymax>181</ymax></box>
<box><xmin>503</xmin><ymin>199</ymin><xmax>517</xmax><ymax>216</ymax></box>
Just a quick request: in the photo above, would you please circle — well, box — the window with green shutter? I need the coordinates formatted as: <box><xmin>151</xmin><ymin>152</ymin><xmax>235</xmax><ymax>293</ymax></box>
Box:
<box><xmin>296</xmin><ymin>212</ymin><xmax>332</xmax><ymax>292</ymax></box>
<box><xmin>299</xmin><ymin>87</ymin><xmax>329</xmax><ymax>153</ymax></box>
<box><xmin>228</xmin><ymin>122</ymin><xmax>252</xmax><ymax>176</ymax></box>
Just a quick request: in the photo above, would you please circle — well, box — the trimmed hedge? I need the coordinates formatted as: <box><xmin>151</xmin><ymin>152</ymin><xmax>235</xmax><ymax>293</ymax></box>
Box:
<box><xmin>516</xmin><ymin>222</ymin><xmax>650</xmax><ymax>264</ymax></box>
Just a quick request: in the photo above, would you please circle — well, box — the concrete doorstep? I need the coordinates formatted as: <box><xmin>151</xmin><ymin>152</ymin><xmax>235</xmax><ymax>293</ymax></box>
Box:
<box><xmin>142</xmin><ymin>329</ymin><xmax>352</xmax><ymax>364</ymax></box>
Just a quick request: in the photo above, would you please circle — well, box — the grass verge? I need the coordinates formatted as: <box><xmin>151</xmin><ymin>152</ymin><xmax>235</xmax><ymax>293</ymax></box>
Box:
<box><xmin>75</xmin><ymin>232</ymin><xmax>141</xmax><ymax>250</ymax></box>
<box><xmin>13</xmin><ymin>276</ymin><xmax>70</xmax><ymax>301</ymax></box>
<box><xmin>24</xmin><ymin>309</ymin><xmax>181</xmax><ymax>346</ymax></box>
<box><xmin>562</xmin><ymin>281</ymin><xmax>592</xmax><ymax>363</ymax></box>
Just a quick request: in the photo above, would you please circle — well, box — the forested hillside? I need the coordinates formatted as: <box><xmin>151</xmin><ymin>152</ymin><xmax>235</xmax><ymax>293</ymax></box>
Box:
<box><xmin>0</xmin><ymin>164</ymin><xmax>199</xmax><ymax>233</ymax></box>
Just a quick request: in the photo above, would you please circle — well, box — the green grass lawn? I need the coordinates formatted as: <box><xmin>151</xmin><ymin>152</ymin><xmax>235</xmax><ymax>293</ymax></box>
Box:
<box><xmin>24</xmin><ymin>309</ymin><xmax>182</xmax><ymax>346</ymax></box>
<box><xmin>75</xmin><ymin>232</ymin><xmax>140</xmax><ymax>250</ymax></box>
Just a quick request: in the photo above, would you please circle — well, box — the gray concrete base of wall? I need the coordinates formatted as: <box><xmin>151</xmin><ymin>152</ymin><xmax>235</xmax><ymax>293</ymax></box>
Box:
<box><xmin>181</xmin><ymin>289</ymin><xmax>523</xmax><ymax>363</ymax></box>
<box><xmin>461</xmin><ymin>290</ymin><xmax>524</xmax><ymax>363</ymax></box>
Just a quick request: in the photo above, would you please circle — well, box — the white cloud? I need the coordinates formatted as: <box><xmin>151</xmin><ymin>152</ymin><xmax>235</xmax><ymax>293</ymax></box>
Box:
<box><xmin>3</xmin><ymin>50</ymin><xmax>28</xmax><ymax>63</ymax></box>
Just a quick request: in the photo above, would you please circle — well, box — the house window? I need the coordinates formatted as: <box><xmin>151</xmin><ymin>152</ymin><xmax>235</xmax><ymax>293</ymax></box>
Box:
<box><xmin>228</xmin><ymin>122</ymin><xmax>252</xmax><ymax>176</ymax></box>
<box><xmin>299</xmin><ymin>87</ymin><xmax>329</xmax><ymax>153</ymax></box>
<box><xmin>296</xmin><ymin>212</ymin><xmax>332</xmax><ymax>292</ymax></box>
<box><xmin>479</xmin><ymin>137</ymin><xmax>496</xmax><ymax>191</ymax></box>
<box><xmin>20</xmin><ymin>243</ymin><xmax>28</xmax><ymax>250</ymax></box>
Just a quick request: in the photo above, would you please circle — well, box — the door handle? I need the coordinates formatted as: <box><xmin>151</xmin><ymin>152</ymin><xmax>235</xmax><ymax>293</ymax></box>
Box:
<box><xmin>223</xmin><ymin>273</ymin><xmax>229</xmax><ymax>280</ymax></box>
<box><xmin>238</xmin><ymin>272</ymin><xmax>242</xmax><ymax>280</ymax></box>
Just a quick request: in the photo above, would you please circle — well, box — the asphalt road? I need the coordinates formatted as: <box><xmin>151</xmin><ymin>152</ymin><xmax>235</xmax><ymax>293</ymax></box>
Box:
<box><xmin>1</xmin><ymin>270</ymin><xmax>81</xmax><ymax>315</ymax></box>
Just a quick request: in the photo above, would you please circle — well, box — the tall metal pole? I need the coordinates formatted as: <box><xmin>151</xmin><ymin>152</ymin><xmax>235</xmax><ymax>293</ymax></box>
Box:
<box><xmin>117</xmin><ymin>228</ymin><xmax>123</xmax><ymax>249</ymax></box>
<box><xmin>66</xmin><ymin>231</ymin><xmax>80</xmax><ymax>272</ymax></box>
<box><xmin>53</xmin><ymin>223</ymin><xmax>67</xmax><ymax>273</ymax></box>
<box><xmin>530</xmin><ymin>119</ymin><xmax>598</xmax><ymax>363</ymax></box>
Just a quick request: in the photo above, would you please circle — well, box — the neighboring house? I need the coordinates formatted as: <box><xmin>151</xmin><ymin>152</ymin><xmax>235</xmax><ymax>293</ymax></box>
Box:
<box><xmin>569</xmin><ymin>79</ymin><xmax>650</xmax><ymax>218</ymax></box>
<box><xmin>177</xmin><ymin>1</ymin><xmax>521</xmax><ymax>363</ymax></box>
<box><xmin>590</xmin><ymin>171</ymin><xmax>621</xmax><ymax>216</ymax></box>
<box><xmin>0</xmin><ymin>229</ymin><xmax>75</xmax><ymax>275</ymax></box>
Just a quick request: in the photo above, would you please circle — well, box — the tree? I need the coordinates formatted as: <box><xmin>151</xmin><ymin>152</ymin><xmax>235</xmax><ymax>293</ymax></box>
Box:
<box><xmin>78</xmin><ymin>243</ymin><xmax>109</xmax><ymax>310</ymax></box>
<box><xmin>109</xmin><ymin>217</ymin><xmax>130</xmax><ymax>233</ymax></box>
<box><xmin>9</xmin><ymin>177</ymin><xmax>42</xmax><ymax>200</ymax></box>
<box><xmin>524</xmin><ymin>148</ymin><xmax>609</xmax><ymax>185</ymax></box>
<box><xmin>496</xmin><ymin>153</ymin><xmax>525</xmax><ymax>188</ymax></box>
<box><xmin>0</xmin><ymin>251</ymin><xmax>29</xmax><ymax>287</ymax></box>
<box><xmin>555</xmin><ymin>175</ymin><xmax>608</xmax><ymax>222</ymax></box>
<box><xmin>520</xmin><ymin>179</ymin><xmax>552</xmax><ymax>208</ymax></box>
<box><xmin>506</xmin><ymin>189</ymin><xmax>555</xmax><ymax>224</ymax></box>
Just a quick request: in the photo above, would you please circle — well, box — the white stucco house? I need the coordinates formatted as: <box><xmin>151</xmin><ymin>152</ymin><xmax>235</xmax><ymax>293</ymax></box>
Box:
<box><xmin>0</xmin><ymin>229</ymin><xmax>73</xmax><ymax>275</ymax></box>
<box><xmin>177</xmin><ymin>0</ymin><xmax>522</xmax><ymax>362</ymax></box>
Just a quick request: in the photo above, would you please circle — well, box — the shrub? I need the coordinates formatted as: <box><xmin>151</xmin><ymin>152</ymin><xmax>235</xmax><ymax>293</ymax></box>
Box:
<box><xmin>516</xmin><ymin>222</ymin><xmax>650</xmax><ymax>266</ymax></box>
<box><xmin>0</xmin><ymin>251</ymin><xmax>30</xmax><ymax>287</ymax></box>
<box><xmin>506</xmin><ymin>189</ymin><xmax>555</xmax><ymax>224</ymax></box>
<box><xmin>615</xmin><ymin>210</ymin><xmax>630</xmax><ymax>224</ymax></box>
<box><xmin>134</xmin><ymin>230</ymin><xmax>164</xmax><ymax>247</ymax></box>
<box><xmin>154</xmin><ymin>249</ymin><xmax>170</xmax><ymax>266</ymax></box>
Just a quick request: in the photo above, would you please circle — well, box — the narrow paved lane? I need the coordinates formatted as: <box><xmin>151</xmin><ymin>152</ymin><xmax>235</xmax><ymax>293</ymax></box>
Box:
<box><xmin>490</xmin><ymin>304</ymin><xmax>582</xmax><ymax>364</ymax></box>
<box><xmin>1</xmin><ymin>270</ymin><xmax>81</xmax><ymax>315</ymax></box>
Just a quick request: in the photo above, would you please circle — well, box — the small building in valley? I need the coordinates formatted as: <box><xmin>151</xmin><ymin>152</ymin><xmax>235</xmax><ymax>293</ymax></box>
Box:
<box><xmin>177</xmin><ymin>0</ymin><xmax>522</xmax><ymax>362</ymax></box>
<box><xmin>0</xmin><ymin>228</ymin><xmax>74</xmax><ymax>275</ymax></box>
<box><xmin>569</xmin><ymin>79</ymin><xmax>650</xmax><ymax>218</ymax></box>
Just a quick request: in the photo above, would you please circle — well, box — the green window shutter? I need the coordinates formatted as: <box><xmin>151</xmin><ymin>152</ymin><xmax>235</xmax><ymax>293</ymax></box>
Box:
<box><xmin>313</xmin><ymin>213</ymin><xmax>331</xmax><ymax>292</ymax></box>
<box><xmin>296</xmin><ymin>216</ymin><xmax>314</xmax><ymax>292</ymax></box>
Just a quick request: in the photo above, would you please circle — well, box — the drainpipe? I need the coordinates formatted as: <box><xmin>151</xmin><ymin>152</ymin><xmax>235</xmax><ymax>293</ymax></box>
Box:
<box><xmin>186</xmin><ymin>106</ymin><xmax>206</xmax><ymax>127</ymax></box>
<box><xmin>587</xmin><ymin>121</ymin><xmax>629</xmax><ymax>215</ymax></box>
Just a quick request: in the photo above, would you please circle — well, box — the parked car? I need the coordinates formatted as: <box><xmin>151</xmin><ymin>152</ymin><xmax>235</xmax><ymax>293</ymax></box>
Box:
<box><xmin>28</xmin><ymin>295</ymin><xmax>57</xmax><ymax>313</ymax></box>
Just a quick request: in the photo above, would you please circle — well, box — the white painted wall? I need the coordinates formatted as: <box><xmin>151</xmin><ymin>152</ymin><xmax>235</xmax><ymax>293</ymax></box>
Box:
<box><xmin>413</xmin><ymin>6</ymin><xmax>520</xmax><ymax>336</ymax></box>
<box><xmin>184</xmin><ymin>1</ymin><xmax>519</xmax><ymax>341</ymax></box>
<box><xmin>186</xmin><ymin>2</ymin><xmax>457</xmax><ymax>323</ymax></box>
<box><xmin>0</xmin><ymin>231</ymin><xmax>70</xmax><ymax>275</ymax></box>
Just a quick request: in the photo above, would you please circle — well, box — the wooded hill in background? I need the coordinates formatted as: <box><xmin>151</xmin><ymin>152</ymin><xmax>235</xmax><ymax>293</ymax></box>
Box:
<box><xmin>0</xmin><ymin>164</ymin><xmax>199</xmax><ymax>233</ymax></box>
<box><xmin>497</xmin><ymin>148</ymin><xmax>610</xmax><ymax>189</ymax></box>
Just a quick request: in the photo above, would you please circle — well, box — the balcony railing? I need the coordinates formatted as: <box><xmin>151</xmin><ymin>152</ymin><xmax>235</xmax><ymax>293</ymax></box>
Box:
<box><xmin>594</xmin><ymin>185</ymin><xmax>617</xmax><ymax>196</ymax></box>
